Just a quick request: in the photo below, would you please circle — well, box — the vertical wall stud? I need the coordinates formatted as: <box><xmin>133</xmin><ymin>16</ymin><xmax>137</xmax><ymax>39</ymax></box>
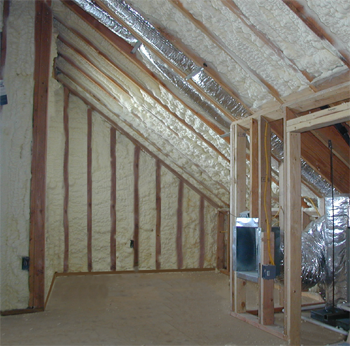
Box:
<box><xmin>133</xmin><ymin>146</ymin><xmax>140</xmax><ymax>268</ymax></box>
<box><xmin>87</xmin><ymin>108</ymin><xmax>92</xmax><ymax>272</ymax></box>
<box><xmin>110</xmin><ymin>127</ymin><xmax>117</xmax><ymax>271</ymax></box>
<box><xmin>199</xmin><ymin>196</ymin><xmax>205</xmax><ymax>268</ymax></box>
<box><xmin>155</xmin><ymin>159</ymin><xmax>161</xmax><ymax>270</ymax></box>
<box><xmin>176</xmin><ymin>180</ymin><xmax>184</xmax><ymax>269</ymax></box>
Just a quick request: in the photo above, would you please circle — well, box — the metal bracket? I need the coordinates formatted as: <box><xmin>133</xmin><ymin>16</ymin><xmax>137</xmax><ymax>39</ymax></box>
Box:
<box><xmin>131</xmin><ymin>41</ymin><xmax>142</xmax><ymax>54</ymax></box>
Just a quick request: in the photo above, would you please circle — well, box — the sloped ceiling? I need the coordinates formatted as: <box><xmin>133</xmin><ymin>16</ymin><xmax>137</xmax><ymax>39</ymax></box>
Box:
<box><xmin>52</xmin><ymin>0</ymin><xmax>350</xmax><ymax>207</ymax></box>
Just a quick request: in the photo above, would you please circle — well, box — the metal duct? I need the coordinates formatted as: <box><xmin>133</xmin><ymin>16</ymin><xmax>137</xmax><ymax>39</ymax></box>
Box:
<box><xmin>89</xmin><ymin>0</ymin><xmax>249</xmax><ymax>119</ymax></box>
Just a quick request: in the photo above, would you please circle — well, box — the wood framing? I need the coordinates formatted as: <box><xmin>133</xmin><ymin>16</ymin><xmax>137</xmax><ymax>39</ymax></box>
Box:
<box><xmin>199</xmin><ymin>196</ymin><xmax>205</xmax><ymax>268</ymax></box>
<box><xmin>63</xmin><ymin>87</ymin><xmax>70</xmax><ymax>273</ymax></box>
<box><xmin>0</xmin><ymin>0</ymin><xmax>10</xmax><ymax>80</ymax></box>
<box><xmin>29</xmin><ymin>0</ymin><xmax>52</xmax><ymax>309</ymax></box>
<box><xmin>133</xmin><ymin>146</ymin><xmax>140</xmax><ymax>268</ymax></box>
<box><xmin>176</xmin><ymin>180</ymin><xmax>184</xmax><ymax>269</ymax></box>
<box><xmin>250</xmin><ymin>119</ymin><xmax>259</xmax><ymax>218</ymax></box>
<box><xmin>231</xmin><ymin>124</ymin><xmax>247</xmax><ymax>313</ymax></box>
<box><xmin>258</xmin><ymin>117</ymin><xmax>274</xmax><ymax>325</ymax></box>
<box><xmin>284</xmin><ymin>108</ymin><xmax>302</xmax><ymax>345</ymax></box>
<box><xmin>216</xmin><ymin>211</ymin><xmax>225</xmax><ymax>270</ymax></box>
<box><xmin>155</xmin><ymin>159</ymin><xmax>162</xmax><ymax>270</ymax></box>
<box><xmin>110</xmin><ymin>127</ymin><xmax>117</xmax><ymax>271</ymax></box>
<box><xmin>87</xmin><ymin>107</ymin><xmax>92</xmax><ymax>272</ymax></box>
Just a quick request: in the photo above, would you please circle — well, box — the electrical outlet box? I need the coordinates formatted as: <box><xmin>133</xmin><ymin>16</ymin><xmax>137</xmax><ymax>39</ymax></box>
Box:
<box><xmin>262</xmin><ymin>264</ymin><xmax>276</xmax><ymax>280</ymax></box>
<box><xmin>22</xmin><ymin>257</ymin><xmax>30</xmax><ymax>271</ymax></box>
<box><xmin>130</xmin><ymin>240</ymin><xmax>134</xmax><ymax>248</ymax></box>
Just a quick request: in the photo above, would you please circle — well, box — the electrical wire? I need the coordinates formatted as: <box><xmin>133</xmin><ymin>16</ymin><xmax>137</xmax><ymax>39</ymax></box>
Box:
<box><xmin>264</xmin><ymin>122</ymin><xmax>275</xmax><ymax>266</ymax></box>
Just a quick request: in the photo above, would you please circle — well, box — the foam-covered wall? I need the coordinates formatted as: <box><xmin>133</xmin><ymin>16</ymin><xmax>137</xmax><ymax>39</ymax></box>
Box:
<box><xmin>0</xmin><ymin>1</ymin><xmax>35</xmax><ymax>311</ymax></box>
<box><xmin>44</xmin><ymin>92</ymin><xmax>219</xmax><ymax>284</ymax></box>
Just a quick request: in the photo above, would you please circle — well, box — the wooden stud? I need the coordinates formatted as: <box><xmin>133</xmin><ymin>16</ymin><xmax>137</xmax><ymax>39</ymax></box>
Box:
<box><xmin>250</xmin><ymin>119</ymin><xmax>259</xmax><ymax>218</ymax></box>
<box><xmin>232</xmin><ymin>124</ymin><xmax>247</xmax><ymax>313</ymax></box>
<box><xmin>176</xmin><ymin>180</ymin><xmax>184</xmax><ymax>269</ymax></box>
<box><xmin>155</xmin><ymin>159</ymin><xmax>161</xmax><ymax>270</ymax></box>
<box><xmin>199</xmin><ymin>196</ymin><xmax>205</xmax><ymax>268</ymax></box>
<box><xmin>29</xmin><ymin>0</ymin><xmax>52</xmax><ymax>309</ymax></box>
<box><xmin>56</xmin><ymin>34</ymin><xmax>229</xmax><ymax>162</ymax></box>
<box><xmin>87</xmin><ymin>108</ymin><xmax>92</xmax><ymax>272</ymax></box>
<box><xmin>58</xmin><ymin>78</ymin><xmax>224</xmax><ymax>209</ymax></box>
<box><xmin>63</xmin><ymin>87</ymin><xmax>70</xmax><ymax>273</ymax></box>
<box><xmin>56</xmin><ymin>72</ymin><xmax>227</xmax><ymax>209</ymax></box>
<box><xmin>133</xmin><ymin>146</ymin><xmax>140</xmax><ymax>268</ymax></box>
<box><xmin>110</xmin><ymin>127</ymin><xmax>117</xmax><ymax>271</ymax></box>
<box><xmin>0</xmin><ymin>0</ymin><xmax>10</xmax><ymax>79</ymax></box>
<box><xmin>216</xmin><ymin>211</ymin><xmax>225</xmax><ymax>270</ymax></box>
<box><xmin>258</xmin><ymin>117</ymin><xmax>274</xmax><ymax>325</ymax></box>
<box><xmin>284</xmin><ymin>110</ymin><xmax>302</xmax><ymax>346</ymax></box>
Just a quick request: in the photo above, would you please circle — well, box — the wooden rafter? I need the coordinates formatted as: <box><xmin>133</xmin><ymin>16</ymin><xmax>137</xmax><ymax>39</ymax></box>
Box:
<box><xmin>56</xmin><ymin>53</ymin><xmax>230</xmax><ymax>197</ymax></box>
<box><xmin>55</xmin><ymin>27</ymin><xmax>229</xmax><ymax>162</ymax></box>
<box><xmin>93</xmin><ymin>0</ymin><xmax>240</xmax><ymax>122</ymax></box>
<box><xmin>221</xmin><ymin>0</ymin><xmax>316</xmax><ymax>87</ymax></box>
<box><xmin>55</xmin><ymin>71</ymin><xmax>229</xmax><ymax>208</ymax></box>
<box><xmin>60</xmin><ymin>1</ymin><xmax>229</xmax><ymax>139</ymax></box>
<box><xmin>169</xmin><ymin>0</ymin><xmax>283</xmax><ymax>104</ymax></box>
<box><xmin>282</xmin><ymin>0</ymin><xmax>350</xmax><ymax>69</ymax></box>
<box><xmin>59</xmin><ymin>78</ymin><xmax>226</xmax><ymax>209</ymax></box>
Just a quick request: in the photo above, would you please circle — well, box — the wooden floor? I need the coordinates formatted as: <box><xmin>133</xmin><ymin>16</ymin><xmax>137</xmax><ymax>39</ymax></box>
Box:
<box><xmin>0</xmin><ymin>272</ymin><xmax>345</xmax><ymax>345</ymax></box>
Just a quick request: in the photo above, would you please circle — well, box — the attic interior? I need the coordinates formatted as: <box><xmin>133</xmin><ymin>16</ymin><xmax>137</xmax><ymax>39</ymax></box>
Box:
<box><xmin>0</xmin><ymin>0</ymin><xmax>349</xmax><ymax>345</ymax></box>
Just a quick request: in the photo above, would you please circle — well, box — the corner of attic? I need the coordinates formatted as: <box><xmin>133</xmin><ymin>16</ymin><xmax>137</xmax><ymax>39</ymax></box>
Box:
<box><xmin>0</xmin><ymin>0</ymin><xmax>349</xmax><ymax>345</ymax></box>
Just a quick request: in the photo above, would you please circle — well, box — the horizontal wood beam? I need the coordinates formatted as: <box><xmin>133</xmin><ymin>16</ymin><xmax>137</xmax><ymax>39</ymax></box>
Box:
<box><xmin>56</xmin><ymin>76</ymin><xmax>226</xmax><ymax>209</ymax></box>
<box><xmin>60</xmin><ymin>1</ymin><xmax>229</xmax><ymax>138</ymax></box>
<box><xmin>287</xmin><ymin>102</ymin><xmax>350</xmax><ymax>132</ymax></box>
<box><xmin>56</xmin><ymin>32</ymin><xmax>229</xmax><ymax>162</ymax></box>
<box><xmin>283</xmin><ymin>0</ymin><xmax>350</xmax><ymax>69</ymax></box>
<box><xmin>94</xmin><ymin>0</ymin><xmax>238</xmax><ymax>122</ymax></box>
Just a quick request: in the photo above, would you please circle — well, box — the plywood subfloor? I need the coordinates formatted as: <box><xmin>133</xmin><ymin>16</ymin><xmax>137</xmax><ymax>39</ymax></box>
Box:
<box><xmin>0</xmin><ymin>272</ymin><xmax>346</xmax><ymax>345</ymax></box>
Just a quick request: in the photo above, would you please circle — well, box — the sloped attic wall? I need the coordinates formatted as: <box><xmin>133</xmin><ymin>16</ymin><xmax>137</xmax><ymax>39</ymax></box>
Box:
<box><xmin>0</xmin><ymin>0</ymin><xmax>35</xmax><ymax>311</ymax></box>
<box><xmin>45</xmin><ymin>92</ymin><xmax>218</xmax><ymax>296</ymax></box>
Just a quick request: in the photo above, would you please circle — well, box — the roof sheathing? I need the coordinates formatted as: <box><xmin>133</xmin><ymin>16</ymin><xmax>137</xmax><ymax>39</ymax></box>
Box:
<box><xmin>233</xmin><ymin>0</ymin><xmax>347</xmax><ymax>81</ymax></box>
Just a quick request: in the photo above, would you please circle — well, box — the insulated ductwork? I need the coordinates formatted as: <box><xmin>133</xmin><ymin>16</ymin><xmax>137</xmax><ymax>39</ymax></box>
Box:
<box><xmin>72</xmin><ymin>0</ymin><xmax>248</xmax><ymax>129</ymax></box>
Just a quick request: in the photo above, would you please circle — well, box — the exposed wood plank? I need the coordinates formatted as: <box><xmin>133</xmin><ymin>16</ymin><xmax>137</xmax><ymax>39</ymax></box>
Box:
<box><xmin>56</xmin><ymin>268</ymin><xmax>215</xmax><ymax>277</ymax></box>
<box><xmin>286</xmin><ymin>82</ymin><xmax>350</xmax><ymax>113</ymax></box>
<box><xmin>250</xmin><ymin>119</ymin><xmax>259</xmax><ymax>218</ymax></box>
<box><xmin>94</xmin><ymin>0</ymin><xmax>237</xmax><ymax>123</ymax></box>
<box><xmin>0</xmin><ymin>308</ymin><xmax>44</xmax><ymax>316</ymax></box>
<box><xmin>60</xmin><ymin>1</ymin><xmax>229</xmax><ymax>138</ymax></box>
<box><xmin>177</xmin><ymin>180</ymin><xmax>184</xmax><ymax>269</ymax></box>
<box><xmin>232</xmin><ymin>124</ymin><xmax>247</xmax><ymax>313</ymax></box>
<box><xmin>133</xmin><ymin>146</ymin><xmax>140</xmax><ymax>268</ymax></box>
<box><xmin>170</xmin><ymin>0</ymin><xmax>283</xmax><ymax>104</ymax></box>
<box><xmin>56</xmin><ymin>34</ymin><xmax>229</xmax><ymax>163</ymax></box>
<box><xmin>155</xmin><ymin>159</ymin><xmax>161</xmax><ymax>270</ymax></box>
<box><xmin>258</xmin><ymin>117</ymin><xmax>274</xmax><ymax>325</ymax></box>
<box><xmin>287</xmin><ymin>102</ymin><xmax>350</xmax><ymax>133</ymax></box>
<box><xmin>87</xmin><ymin>108</ymin><xmax>92</xmax><ymax>272</ymax></box>
<box><xmin>312</xmin><ymin>126</ymin><xmax>350</xmax><ymax>168</ymax></box>
<box><xmin>55</xmin><ymin>64</ymin><xmax>229</xmax><ymax>206</ymax></box>
<box><xmin>57</xmin><ymin>77</ymin><xmax>224</xmax><ymax>209</ymax></box>
<box><xmin>199</xmin><ymin>196</ymin><xmax>205</xmax><ymax>268</ymax></box>
<box><xmin>29</xmin><ymin>0</ymin><xmax>52</xmax><ymax>309</ymax></box>
<box><xmin>0</xmin><ymin>0</ymin><xmax>10</xmax><ymax>79</ymax></box>
<box><xmin>225</xmin><ymin>212</ymin><xmax>230</xmax><ymax>272</ymax></box>
<box><xmin>313</xmin><ymin>70</ymin><xmax>350</xmax><ymax>91</ymax></box>
<box><xmin>44</xmin><ymin>272</ymin><xmax>57</xmax><ymax>309</ymax></box>
<box><xmin>282</xmin><ymin>0</ymin><xmax>350</xmax><ymax>69</ymax></box>
<box><xmin>216</xmin><ymin>211</ymin><xmax>225</xmax><ymax>270</ymax></box>
<box><xmin>284</xmin><ymin>109</ymin><xmax>302</xmax><ymax>346</ymax></box>
<box><xmin>63</xmin><ymin>87</ymin><xmax>70</xmax><ymax>273</ymax></box>
<box><xmin>110</xmin><ymin>127</ymin><xmax>117</xmax><ymax>271</ymax></box>
<box><xmin>222</xmin><ymin>0</ymin><xmax>316</xmax><ymax>86</ymax></box>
